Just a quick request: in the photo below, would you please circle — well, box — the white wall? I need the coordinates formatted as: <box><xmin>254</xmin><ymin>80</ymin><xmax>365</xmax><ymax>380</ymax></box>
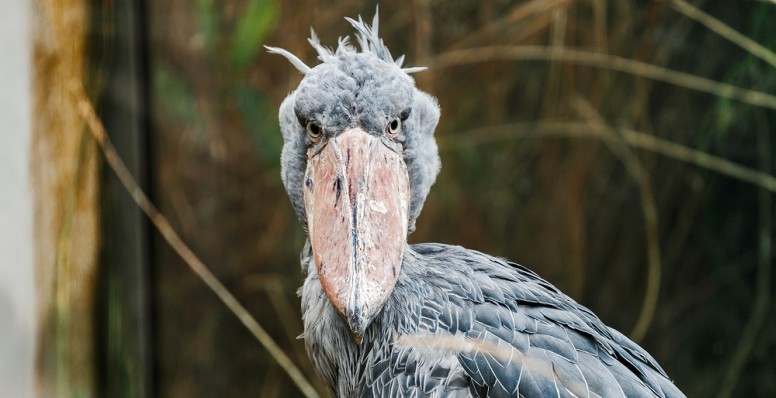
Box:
<box><xmin>0</xmin><ymin>0</ymin><xmax>35</xmax><ymax>396</ymax></box>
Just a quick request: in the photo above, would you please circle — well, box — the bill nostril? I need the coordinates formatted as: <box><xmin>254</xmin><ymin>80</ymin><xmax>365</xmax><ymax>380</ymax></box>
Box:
<box><xmin>334</xmin><ymin>175</ymin><xmax>342</xmax><ymax>206</ymax></box>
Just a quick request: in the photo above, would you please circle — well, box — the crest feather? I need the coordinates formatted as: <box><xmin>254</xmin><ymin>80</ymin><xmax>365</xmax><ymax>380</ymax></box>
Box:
<box><xmin>308</xmin><ymin>28</ymin><xmax>336</xmax><ymax>63</ymax></box>
<box><xmin>264</xmin><ymin>45</ymin><xmax>310</xmax><ymax>74</ymax></box>
<box><xmin>266</xmin><ymin>8</ymin><xmax>427</xmax><ymax>75</ymax></box>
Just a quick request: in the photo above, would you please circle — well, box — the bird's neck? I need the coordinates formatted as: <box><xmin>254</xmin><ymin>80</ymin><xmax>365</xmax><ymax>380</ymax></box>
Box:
<box><xmin>299</xmin><ymin>243</ymin><xmax>423</xmax><ymax>394</ymax></box>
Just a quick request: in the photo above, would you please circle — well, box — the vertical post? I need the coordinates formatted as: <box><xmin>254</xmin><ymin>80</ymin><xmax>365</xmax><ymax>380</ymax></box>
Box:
<box><xmin>31</xmin><ymin>0</ymin><xmax>100</xmax><ymax>396</ymax></box>
<box><xmin>96</xmin><ymin>0</ymin><xmax>153</xmax><ymax>396</ymax></box>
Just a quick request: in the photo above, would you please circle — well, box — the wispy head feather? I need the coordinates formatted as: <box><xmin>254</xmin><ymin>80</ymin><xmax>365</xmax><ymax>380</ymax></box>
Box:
<box><xmin>264</xmin><ymin>45</ymin><xmax>311</xmax><ymax>74</ymax></box>
<box><xmin>266</xmin><ymin>8</ymin><xmax>426</xmax><ymax>75</ymax></box>
<box><xmin>344</xmin><ymin>9</ymin><xmax>393</xmax><ymax>63</ymax></box>
<box><xmin>308</xmin><ymin>28</ymin><xmax>336</xmax><ymax>63</ymax></box>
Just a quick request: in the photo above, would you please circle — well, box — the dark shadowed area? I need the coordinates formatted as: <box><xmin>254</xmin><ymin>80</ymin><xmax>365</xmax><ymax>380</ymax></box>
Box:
<box><xmin>86</xmin><ymin>0</ymin><xmax>776</xmax><ymax>397</ymax></box>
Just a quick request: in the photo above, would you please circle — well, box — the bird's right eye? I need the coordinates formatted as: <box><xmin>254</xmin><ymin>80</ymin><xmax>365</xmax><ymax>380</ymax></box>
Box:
<box><xmin>305</xmin><ymin>121</ymin><xmax>323</xmax><ymax>140</ymax></box>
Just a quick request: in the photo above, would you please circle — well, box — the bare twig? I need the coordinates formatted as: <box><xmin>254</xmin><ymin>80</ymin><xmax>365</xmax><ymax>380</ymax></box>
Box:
<box><xmin>71</xmin><ymin>81</ymin><xmax>320</xmax><ymax>398</ymax></box>
<box><xmin>439</xmin><ymin>122</ymin><xmax>776</xmax><ymax>194</ymax></box>
<box><xmin>429</xmin><ymin>46</ymin><xmax>776</xmax><ymax>111</ymax></box>
<box><xmin>592</xmin><ymin>0</ymin><xmax>608</xmax><ymax>54</ymax></box>
<box><xmin>618</xmin><ymin>127</ymin><xmax>776</xmax><ymax>192</ymax></box>
<box><xmin>541</xmin><ymin>7</ymin><xmax>568</xmax><ymax>114</ymax></box>
<box><xmin>413</xmin><ymin>0</ymin><xmax>433</xmax><ymax>89</ymax></box>
<box><xmin>669</xmin><ymin>0</ymin><xmax>776</xmax><ymax>69</ymax></box>
<box><xmin>572</xmin><ymin>98</ymin><xmax>662</xmax><ymax>343</ymax></box>
<box><xmin>448</xmin><ymin>0</ymin><xmax>572</xmax><ymax>50</ymax></box>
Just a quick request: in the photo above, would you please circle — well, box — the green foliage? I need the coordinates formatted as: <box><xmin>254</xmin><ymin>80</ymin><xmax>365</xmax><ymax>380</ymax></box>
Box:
<box><xmin>715</xmin><ymin>97</ymin><xmax>734</xmax><ymax>132</ymax></box>
<box><xmin>153</xmin><ymin>64</ymin><xmax>197</xmax><ymax>122</ymax></box>
<box><xmin>229</xmin><ymin>0</ymin><xmax>279</xmax><ymax>71</ymax></box>
<box><xmin>195</xmin><ymin>0</ymin><xmax>219</xmax><ymax>53</ymax></box>
<box><xmin>713</xmin><ymin>3</ymin><xmax>776</xmax><ymax>140</ymax></box>
<box><xmin>234</xmin><ymin>85</ymin><xmax>282</xmax><ymax>166</ymax></box>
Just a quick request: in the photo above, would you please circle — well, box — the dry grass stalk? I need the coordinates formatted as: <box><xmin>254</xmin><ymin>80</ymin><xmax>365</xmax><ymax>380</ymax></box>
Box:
<box><xmin>449</xmin><ymin>0</ymin><xmax>573</xmax><ymax>50</ymax></box>
<box><xmin>72</xmin><ymin>83</ymin><xmax>321</xmax><ymax>398</ymax></box>
<box><xmin>440</xmin><ymin>122</ymin><xmax>776</xmax><ymax>194</ymax></box>
<box><xmin>429</xmin><ymin>46</ymin><xmax>776</xmax><ymax>111</ymax></box>
<box><xmin>572</xmin><ymin>98</ymin><xmax>662</xmax><ymax>343</ymax></box>
<box><xmin>670</xmin><ymin>0</ymin><xmax>776</xmax><ymax>69</ymax></box>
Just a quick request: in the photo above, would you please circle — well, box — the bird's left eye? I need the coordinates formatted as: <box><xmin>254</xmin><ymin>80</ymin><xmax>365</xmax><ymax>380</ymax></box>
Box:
<box><xmin>306</xmin><ymin>121</ymin><xmax>323</xmax><ymax>140</ymax></box>
<box><xmin>386</xmin><ymin>118</ymin><xmax>401</xmax><ymax>138</ymax></box>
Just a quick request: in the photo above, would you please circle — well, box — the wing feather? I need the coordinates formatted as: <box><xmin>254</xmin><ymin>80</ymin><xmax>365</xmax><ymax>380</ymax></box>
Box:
<box><xmin>342</xmin><ymin>243</ymin><xmax>683</xmax><ymax>397</ymax></box>
<box><xmin>409</xmin><ymin>243</ymin><xmax>685</xmax><ymax>398</ymax></box>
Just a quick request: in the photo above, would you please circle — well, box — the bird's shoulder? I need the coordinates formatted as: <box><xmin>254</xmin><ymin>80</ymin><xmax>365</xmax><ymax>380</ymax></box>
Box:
<box><xmin>365</xmin><ymin>243</ymin><xmax>684</xmax><ymax>398</ymax></box>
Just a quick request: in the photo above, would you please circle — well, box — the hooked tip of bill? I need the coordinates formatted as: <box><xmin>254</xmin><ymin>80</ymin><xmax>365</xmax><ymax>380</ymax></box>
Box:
<box><xmin>346</xmin><ymin>301</ymin><xmax>371</xmax><ymax>345</ymax></box>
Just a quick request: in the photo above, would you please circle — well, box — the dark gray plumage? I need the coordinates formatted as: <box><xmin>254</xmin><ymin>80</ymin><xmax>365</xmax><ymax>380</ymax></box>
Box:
<box><xmin>269</xmin><ymin>12</ymin><xmax>685</xmax><ymax>398</ymax></box>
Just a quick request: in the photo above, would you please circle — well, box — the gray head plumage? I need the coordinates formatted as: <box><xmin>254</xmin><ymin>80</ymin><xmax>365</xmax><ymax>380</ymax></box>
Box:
<box><xmin>268</xmin><ymin>10</ymin><xmax>441</xmax><ymax>235</ymax></box>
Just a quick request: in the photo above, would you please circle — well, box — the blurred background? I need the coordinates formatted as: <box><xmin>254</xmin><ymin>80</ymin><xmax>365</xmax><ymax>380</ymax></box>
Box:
<box><xmin>15</xmin><ymin>0</ymin><xmax>776</xmax><ymax>397</ymax></box>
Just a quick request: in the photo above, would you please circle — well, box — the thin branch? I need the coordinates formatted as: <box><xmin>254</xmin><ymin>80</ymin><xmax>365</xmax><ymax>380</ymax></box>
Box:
<box><xmin>448</xmin><ymin>0</ymin><xmax>572</xmax><ymax>50</ymax></box>
<box><xmin>618</xmin><ymin>127</ymin><xmax>776</xmax><ymax>193</ymax></box>
<box><xmin>541</xmin><ymin>7</ymin><xmax>568</xmax><ymax>114</ymax></box>
<box><xmin>572</xmin><ymin>98</ymin><xmax>662</xmax><ymax>343</ymax></box>
<box><xmin>413</xmin><ymin>0</ymin><xmax>433</xmax><ymax>89</ymax></box>
<box><xmin>669</xmin><ymin>0</ymin><xmax>776</xmax><ymax>69</ymax></box>
<box><xmin>592</xmin><ymin>0</ymin><xmax>608</xmax><ymax>54</ymax></box>
<box><xmin>428</xmin><ymin>46</ymin><xmax>776</xmax><ymax>111</ymax></box>
<box><xmin>71</xmin><ymin>81</ymin><xmax>321</xmax><ymax>398</ymax></box>
<box><xmin>439</xmin><ymin>122</ymin><xmax>776</xmax><ymax>193</ymax></box>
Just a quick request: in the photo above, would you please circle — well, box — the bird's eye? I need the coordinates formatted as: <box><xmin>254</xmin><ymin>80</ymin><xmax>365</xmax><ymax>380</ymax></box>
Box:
<box><xmin>387</xmin><ymin>118</ymin><xmax>401</xmax><ymax>138</ymax></box>
<box><xmin>306</xmin><ymin>121</ymin><xmax>323</xmax><ymax>140</ymax></box>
